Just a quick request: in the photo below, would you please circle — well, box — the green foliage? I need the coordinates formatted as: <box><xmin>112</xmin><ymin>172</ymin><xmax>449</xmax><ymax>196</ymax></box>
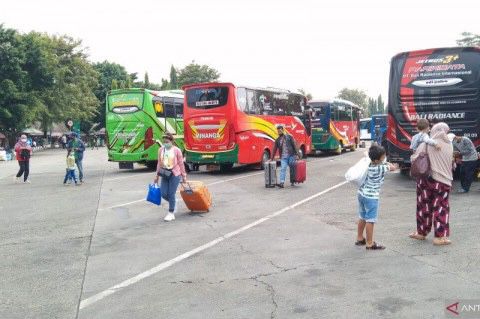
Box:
<box><xmin>32</xmin><ymin>33</ymin><xmax>99</xmax><ymax>132</ymax></box>
<box><xmin>337</xmin><ymin>88</ymin><xmax>368</xmax><ymax>112</ymax></box>
<box><xmin>92</xmin><ymin>61</ymin><xmax>130</xmax><ymax>126</ymax></box>
<box><xmin>144</xmin><ymin>72</ymin><xmax>150</xmax><ymax>88</ymax></box>
<box><xmin>0</xmin><ymin>24</ymin><xmax>224</xmax><ymax>136</ymax></box>
<box><xmin>169</xmin><ymin>65</ymin><xmax>178</xmax><ymax>89</ymax></box>
<box><xmin>456</xmin><ymin>32</ymin><xmax>480</xmax><ymax>47</ymax></box>
<box><xmin>366</xmin><ymin>95</ymin><xmax>385</xmax><ymax>117</ymax></box>
<box><xmin>177</xmin><ymin>62</ymin><xmax>220</xmax><ymax>87</ymax></box>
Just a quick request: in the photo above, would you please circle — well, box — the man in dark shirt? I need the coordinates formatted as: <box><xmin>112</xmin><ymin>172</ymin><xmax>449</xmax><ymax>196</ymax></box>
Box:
<box><xmin>271</xmin><ymin>125</ymin><xmax>299</xmax><ymax>188</ymax></box>
<box><xmin>452</xmin><ymin>134</ymin><xmax>479</xmax><ymax>193</ymax></box>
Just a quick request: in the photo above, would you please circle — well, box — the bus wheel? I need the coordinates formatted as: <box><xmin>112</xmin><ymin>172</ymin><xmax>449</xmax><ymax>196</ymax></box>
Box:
<box><xmin>220</xmin><ymin>163</ymin><xmax>234</xmax><ymax>172</ymax></box>
<box><xmin>261</xmin><ymin>150</ymin><xmax>270</xmax><ymax>170</ymax></box>
<box><xmin>333</xmin><ymin>144</ymin><xmax>342</xmax><ymax>155</ymax></box>
<box><xmin>350</xmin><ymin>144</ymin><xmax>357</xmax><ymax>151</ymax></box>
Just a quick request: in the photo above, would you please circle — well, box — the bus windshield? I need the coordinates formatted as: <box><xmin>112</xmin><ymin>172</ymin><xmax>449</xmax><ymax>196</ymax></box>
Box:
<box><xmin>186</xmin><ymin>87</ymin><xmax>229</xmax><ymax>109</ymax></box>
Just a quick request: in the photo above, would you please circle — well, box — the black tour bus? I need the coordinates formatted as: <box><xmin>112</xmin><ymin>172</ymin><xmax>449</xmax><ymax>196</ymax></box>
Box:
<box><xmin>386</xmin><ymin>47</ymin><xmax>480</xmax><ymax>168</ymax></box>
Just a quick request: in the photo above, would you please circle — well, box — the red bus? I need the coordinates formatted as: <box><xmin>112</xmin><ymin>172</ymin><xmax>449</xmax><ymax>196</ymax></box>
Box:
<box><xmin>183</xmin><ymin>82</ymin><xmax>312</xmax><ymax>171</ymax></box>
<box><xmin>387</xmin><ymin>47</ymin><xmax>480</xmax><ymax>168</ymax></box>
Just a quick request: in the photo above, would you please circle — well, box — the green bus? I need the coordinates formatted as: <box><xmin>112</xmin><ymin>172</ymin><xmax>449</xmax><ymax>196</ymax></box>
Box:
<box><xmin>308</xmin><ymin>99</ymin><xmax>361</xmax><ymax>155</ymax></box>
<box><xmin>106</xmin><ymin>88</ymin><xmax>184</xmax><ymax>169</ymax></box>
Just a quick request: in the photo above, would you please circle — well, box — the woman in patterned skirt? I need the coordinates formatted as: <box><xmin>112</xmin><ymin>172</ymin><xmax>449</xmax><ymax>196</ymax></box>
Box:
<box><xmin>409</xmin><ymin>122</ymin><xmax>454</xmax><ymax>246</ymax></box>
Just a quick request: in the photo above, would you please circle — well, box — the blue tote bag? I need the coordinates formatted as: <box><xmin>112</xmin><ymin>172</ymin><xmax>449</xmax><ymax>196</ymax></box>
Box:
<box><xmin>146</xmin><ymin>183</ymin><xmax>161</xmax><ymax>205</ymax></box>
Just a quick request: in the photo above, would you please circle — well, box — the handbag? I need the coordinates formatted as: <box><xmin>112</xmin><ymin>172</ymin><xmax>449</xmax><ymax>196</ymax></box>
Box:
<box><xmin>158</xmin><ymin>168</ymin><xmax>173</xmax><ymax>178</ymax></box>
<box><xmin>410</xmin><ymin>144</ymin><xmax>430</xmax><ymax>179</ymax></box>
<box><xmin>146</xmin><ymin>183</ymin><xmax>161</xmax><ymax>205</ymax></box>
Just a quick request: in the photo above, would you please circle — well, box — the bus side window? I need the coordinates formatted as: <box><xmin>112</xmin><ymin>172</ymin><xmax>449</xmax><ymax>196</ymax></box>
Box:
<box><xmin>153</xmin><ymin>97</ymin><xmax>164</xmax><ymax>117</ymax></box>
<box><xmin>236</xmin><ymin>88</ymin><xmax>248</xmax><ymax>112</ymax></box>
<box><xmin>289</xmin><ymin>95</ymin><xmax>303</xmax><ymax>116</ymax></box>
<box><xmin>174</xmin><ymin>98</ymin><xmax>183</xmax><ymax>119</ymax></box>
<box><xmin>247</xmin><ymin>89</ymin><xmax>260</xmax><ymax>115</ymax></box>
<box><xmin>164</xmin><ymin>98</ymin><xmax>176</xmax><ymax>118</ymax></box>
<box><xmin>338</xmin><ymin>104</ymin><xmax>350</xmax><ymax>121</ymax></box>
<box><xmin>331</xmin><ymin>104</ymin><xmax>337</xmax><ymax>121</ymax></box>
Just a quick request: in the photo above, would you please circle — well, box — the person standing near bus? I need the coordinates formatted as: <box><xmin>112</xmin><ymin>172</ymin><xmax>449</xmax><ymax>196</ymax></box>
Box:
<box><xmin>409</xmin><ymin>122</ymin><xmax>453</xmax><ymax>246</ymax></box>
<box><xmin>271</xmin><ymin>125</ymin><xmax>299</xmax><ymax>188</ymax></box>
<box><xmin>68</xmin><ymin>132</ymin><xmax>86</xmax><ymax>183</ymax></box>
<box><xmin>14</xmin><ymin>134</ymin><xmax>32</xmax><ymax>183</ymax></box>
<box><xmin>153</xmin><ymin>133</ymin><xmax>187</xmax><ymax>221</ymax></box>
<box><xmin>452</xmin><ymin>134</ymin><xmax>478</xmax><ymax>193</ymax></box>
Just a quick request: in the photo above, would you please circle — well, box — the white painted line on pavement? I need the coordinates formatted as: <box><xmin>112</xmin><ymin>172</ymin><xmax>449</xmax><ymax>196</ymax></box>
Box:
<box><xmin>79</xmin><ymin>180</ymin><xmax>348</xmax><ymax>310</ymax></box>
<box><xmin>98</xmin><ymin>152</ymin><xmax>359</xmax><ymax>211</ymax></box>
<box><xmin>98</xmin><ymin>172</ymin><xmax>264</xmax><ymax>210</ymax></box>
<box><xmin>103</xmin><ymin>172</ymin><xmax>152</xmax><ymax>182</ymax></box>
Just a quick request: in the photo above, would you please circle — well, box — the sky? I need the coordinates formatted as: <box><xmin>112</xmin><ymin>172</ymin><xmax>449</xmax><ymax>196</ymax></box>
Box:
<box><xmin>1</xmin><ymin>0</ymin><xmax>479</xmax><ymax>100</ymax></box>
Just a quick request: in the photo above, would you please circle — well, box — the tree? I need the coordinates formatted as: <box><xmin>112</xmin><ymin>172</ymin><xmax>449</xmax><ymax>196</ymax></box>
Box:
<box><xmin>32</xmin><ymin>33</ymin><xmax>99</xmax><ymax>134</ymax></box>
<box><xmin>376</xmin><ymin>94</ymin><xmax>385</xmax><ymax>114</ymax></box>
<box><xmin>177</xmin><ymin>62</ymin><xmax>220</xmax><ymax>87</ymax></box>
<box><xmin>92</xmin><ymin>61</ymin><xmax>130</xmax><ymax>127</ymax></box>
<box><xmin>169</xmin><ymin>65</ymin><xmax>178</xmax><ymax>89</ymax></box>
<box><xmin>337</xmin><ymin>88</ymin><xmax>368</xmax><ymax>113</ymax></box>
<box><xmin>456</xmin><ymin>32</ymin><xmax>480</xmax><ymax>47</ymax></box>
<box><xmin>160</xmin><ymin>78</ymin><xmax>170</xmax><ymax>90</ymax></box>
<box><xmin>298</xmin><ymin>89</ymin><xmax>313</xmax><ymax>101</ymax></box>
<box><xmin>144</xmin><ymin>72</ymin><xmax>150</xmax><ymax>88</ymax></box>
<box><xmin>0</xmin><ymin>25</ymin><xmax>54</xmax><ymax>144</ymax></box>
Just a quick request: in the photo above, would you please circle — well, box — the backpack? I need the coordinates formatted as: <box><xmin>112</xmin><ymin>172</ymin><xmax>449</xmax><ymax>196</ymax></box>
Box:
<box><xmin>20</xmin><ymin>148</ymin><xmax>31</xmax><ymax>160</ymax></box>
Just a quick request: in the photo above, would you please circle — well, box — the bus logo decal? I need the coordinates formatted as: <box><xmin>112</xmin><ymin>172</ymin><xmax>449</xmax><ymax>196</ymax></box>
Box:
<box><xmin>412</xmin><ymin>78</ymin><xmax>463</xmax><ymax>87</ymax></box>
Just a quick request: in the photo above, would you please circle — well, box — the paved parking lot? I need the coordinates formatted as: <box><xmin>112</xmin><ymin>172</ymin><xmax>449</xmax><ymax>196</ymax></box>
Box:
<box><xmin>1</xmin><ymin>148</ymin><xmax>479</xmax><ymax>319</ymax></box>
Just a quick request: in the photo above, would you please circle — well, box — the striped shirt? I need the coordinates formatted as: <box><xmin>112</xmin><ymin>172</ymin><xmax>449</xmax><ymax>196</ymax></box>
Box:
<box><xmin>358</xmin><ymin>163</ymin><xmax>389</xmax><ymax>199</ymax></box>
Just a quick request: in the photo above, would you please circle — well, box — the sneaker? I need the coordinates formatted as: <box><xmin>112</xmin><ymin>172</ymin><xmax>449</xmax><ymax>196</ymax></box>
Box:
<box><xmin>13</xmin><ymin>176</ymin><xmax>20</xmax><ymax>183</ymax></box>
<box><xmin>24</xmin><ymin>179</ymin><xmax>31</xmax><ymax>184</ymax></box>
<box><xmin>457</xmin><ymin>189</ymin><xmax>468</xmax><ymax>194</ymax></box>
<box><xmin>164</xmin><ymin>213</ymin><xmax>175</xmax><ymax>222</ymax></box>
<box><xmin>276</xmin><ymin>183</ymin><xmax>284</xmax><ymax>188</ymax></box>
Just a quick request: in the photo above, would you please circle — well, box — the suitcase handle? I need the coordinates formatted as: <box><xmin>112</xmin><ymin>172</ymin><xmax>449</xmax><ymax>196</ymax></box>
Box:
<box><xmin>181</xmin><ymin>182</ymin><xmax>194</xmax><ymax>194</ymax></box>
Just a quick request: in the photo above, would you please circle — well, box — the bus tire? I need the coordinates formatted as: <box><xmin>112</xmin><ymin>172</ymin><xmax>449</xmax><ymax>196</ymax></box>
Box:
<box><xmin>333</xmin><ymin>144</ymin><xmax>342</xmax><ymax>155</ymax></box>
<box><xmin>220</xmin><ymin>163</ymin><xmax>234</xmax><ymax>172</ymax></box>
<box><xmin>350</xmin><ymin>144</ymin><xmax>357</xmax><ymax>151</ymax></box>
<box><xmin>261</xmin><ymin>150</ymin><xmax>270</xmax><ymax>170</ymax></box>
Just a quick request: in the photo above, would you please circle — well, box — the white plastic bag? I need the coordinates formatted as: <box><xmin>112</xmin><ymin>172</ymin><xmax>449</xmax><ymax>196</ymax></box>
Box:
<box><xmin>345</xmin><ymin>155</ymin><xmax>371</xmax><ymax>186</ymax></box>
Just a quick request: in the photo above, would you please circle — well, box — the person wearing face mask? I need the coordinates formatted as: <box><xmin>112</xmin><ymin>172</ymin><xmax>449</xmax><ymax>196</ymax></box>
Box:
<box><xmin>153</xmin><ymin>133</ymin><xmax>187</xmax><ymax>222</ymax></box>
<box><xmin>270</xmin><ymin>125</ymin><xmax>300</xmax><ymax>188</ymax></box>
<box><xmin>14</xmin><ymin>134</ymin><xmax>33</xmax><ymax>183</ymax></box>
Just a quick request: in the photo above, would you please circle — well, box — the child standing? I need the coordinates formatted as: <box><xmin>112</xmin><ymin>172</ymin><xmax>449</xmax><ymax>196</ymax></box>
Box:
<box><xmin>410</xmin><ymin>118</ymin><xmax>440</xmax><ymax>151</ymax></box>
<box><xmin>356</xmin><ymin>145</ymin><xmax>397</xmax><ymax>250</ymax></box>
<box><xmin>63</xmin><ymin>151</ymin><xmax>78</xmax><ymax>185</ymax></box>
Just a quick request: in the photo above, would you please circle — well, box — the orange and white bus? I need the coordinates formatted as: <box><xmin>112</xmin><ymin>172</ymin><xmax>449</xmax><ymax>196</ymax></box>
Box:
<box><xmin>183</xmin><ymin>82</ymin><xmax>312</xmax><ymax>171</ymax></box>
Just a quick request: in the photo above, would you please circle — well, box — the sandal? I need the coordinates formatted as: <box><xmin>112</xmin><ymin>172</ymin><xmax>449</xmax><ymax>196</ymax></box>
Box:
<box><xmin>409</xmin><ymin>232</ymin><xmax>426</xmax><ymax>240</ymax></box>
<box><xmin>366</xmin><ymin>242</ymin><xmax>385</xmax><ymax>250</ymax></box>
<box><xmin>355</xmin><ymin>238</ymin><xmax>366</xmax><ymax>246</ymax></box>
<box><xmin>433</xmin><ymin>237</ymin><xmax>451</xmax><ymax>246</ymax></box>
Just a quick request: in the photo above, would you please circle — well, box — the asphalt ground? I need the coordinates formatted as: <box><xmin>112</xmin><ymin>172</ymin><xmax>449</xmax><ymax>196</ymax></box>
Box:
<box><xmin>0</xmin><ymin>147</ymin><xmax>479</xmax><ymax>319</ymax></box>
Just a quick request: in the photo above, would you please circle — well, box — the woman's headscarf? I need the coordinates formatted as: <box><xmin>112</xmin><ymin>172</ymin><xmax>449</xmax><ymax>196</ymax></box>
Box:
<box><xmin>428</xmin><ymin>122</ymin><xmax>453</xmax><ymax>186</ymax></box>
<box><xmin>430</xmin><ymin>122</ymin><xmax>450</xmax><ymax>143</ymax></box>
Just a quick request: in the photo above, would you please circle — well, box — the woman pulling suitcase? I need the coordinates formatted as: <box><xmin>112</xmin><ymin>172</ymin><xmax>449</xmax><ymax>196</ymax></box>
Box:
<box><xmin>153</xmin><ymin>133</ymin><xmax>187</xmax><ymax>222</ymax></box>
